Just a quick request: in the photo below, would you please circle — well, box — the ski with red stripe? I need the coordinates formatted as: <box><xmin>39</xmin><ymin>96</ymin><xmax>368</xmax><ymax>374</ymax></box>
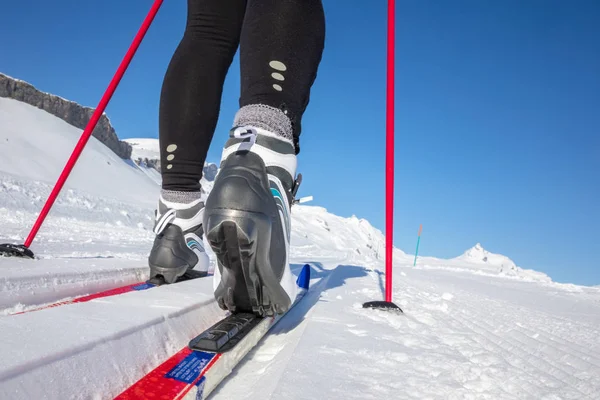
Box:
<box><xmin>9</xmin><ymin>269</ymin><xmax>208</xmax><ymax>316</ymax></box>
<box><xmin>114</xmin><ymin>264</ymin><xmax>311</xmax><ymax>400</ymax></box>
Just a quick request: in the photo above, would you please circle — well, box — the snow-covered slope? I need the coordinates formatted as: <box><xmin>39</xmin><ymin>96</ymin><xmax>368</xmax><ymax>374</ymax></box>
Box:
<box><xmin>0</xmin><ymin>97</ymin><xmax>158</xmax><ymax>205</ymax></box>
<box><xmin>123</xmin><ymin>137</ymin><xmax>160</xmax><ymax>161</ymax></box>
<box><xmin>1</xmin><ymin>96</ymin><xmax>599</xmax><ymax>400</ymax></box>
<box><xmin>459</xmin><ymin>242</ymin><xmax>516</xmax><ymax>267</ymax></box>
<box><xmin>414</xmin><ymin>243</ymin><xmax>552</xmax><ymax>282</ymax></box>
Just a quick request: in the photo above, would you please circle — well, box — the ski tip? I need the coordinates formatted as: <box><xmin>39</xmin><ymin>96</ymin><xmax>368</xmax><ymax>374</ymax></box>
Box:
<box><xmin>296</xmin><ymin>264</ymin><xmax>311</xmax><ymax>290</ymax></box>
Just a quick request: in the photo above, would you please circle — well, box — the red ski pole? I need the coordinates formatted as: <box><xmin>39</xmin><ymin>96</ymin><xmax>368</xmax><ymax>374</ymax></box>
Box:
<box><xmin>0</xmin><ymin>0</ymin><xmax>164</xmax><ymax>258</ymax></box>
<box><xmin>363</xmin><ymin>0</ymin><xmax>402</xmax><ymax>312</ymax></box>
<box><xmin>1</xmin><ymin>0</ymin><xmax>163</xmax><ymax>258</ymax></box>
<box><xmin>384</xmin><ymin>0</ymin><xmax>395</xmax><ymax>305</ymax></box>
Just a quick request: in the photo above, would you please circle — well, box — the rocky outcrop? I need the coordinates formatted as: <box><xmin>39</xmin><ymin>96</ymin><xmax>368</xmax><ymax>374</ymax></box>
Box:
<box><xmin>0</xmin><ymin>72</ymin><xmax>131</xmax><ymax>159</ymax></box>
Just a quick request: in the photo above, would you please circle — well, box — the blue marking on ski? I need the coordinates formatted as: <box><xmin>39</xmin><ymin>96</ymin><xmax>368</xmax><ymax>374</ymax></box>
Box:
<box><xmin>132</xmin><ymin>283</ymin><xmax>155</xmax><ymax>291</ymax></box>
<box><xmin>165</xmin><ymin>351</ymin><xmax>216</xmax><ymax>384</ymax></box>
<box><xmin>187</xmin><ymin>264</ymin><xmax>311</xmax><ymax>399</ymax></box>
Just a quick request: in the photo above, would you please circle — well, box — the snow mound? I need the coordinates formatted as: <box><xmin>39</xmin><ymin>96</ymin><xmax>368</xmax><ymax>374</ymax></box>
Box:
<box><xmin>456</xmin><ymin>243</ymin><xmax>552</xmax><ymax>281</ymax></box>
<box><xmin>457</xmin><ymin>242</ymin><xmax>518</xmax><ymax>271</ymax></box>
<box><xmin>0</xmin><ymin>97</ymin><xmax>158</xmax><ymax>206</ymax></box>
<box><xmin>290</xmin><ymin>205</ymin><xmax>406</xmax><ymax>265</ymax></box>
<box><xmin>123</xmin><ymin>137</ymin><xmax>160</xmax><ymax>161</ymax></box>
<box><xmin>413</xmin><ymin>243</ymin><xmax>552</xmax><ymax>282</ymax></box>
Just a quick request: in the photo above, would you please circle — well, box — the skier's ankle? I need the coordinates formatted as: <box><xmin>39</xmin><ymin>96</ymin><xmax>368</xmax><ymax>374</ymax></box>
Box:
<box><xmin>233</xmin><ymin>103</ymin><xmax>294</xmax><ymax>149</ymax></box>
<box><xmin>160</xmin><ymin>189</ymin><xmax>203</xmax><ymax>204</ymax></box>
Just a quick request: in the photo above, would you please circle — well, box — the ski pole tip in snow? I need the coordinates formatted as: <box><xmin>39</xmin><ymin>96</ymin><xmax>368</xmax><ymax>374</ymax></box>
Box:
<box><xmin>362</xmin><ymin>300</ymin><xmax>403</xmax><ymax>313</ymax></box>
<box><xmin>0</xmin><ymin>243</ymin><xmax>35</xmax><ymax>259</ymax></box>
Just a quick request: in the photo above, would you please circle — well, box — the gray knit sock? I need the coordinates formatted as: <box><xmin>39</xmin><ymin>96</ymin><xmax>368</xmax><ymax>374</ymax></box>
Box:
<box><xmin>233</xmin><ymin>104</ymin><xmax>294</xmax><ymax>145</ymax></box>
<box><xmin>161</xmin><ymin>189</ymin><xmax>203</xmax><ymax>204</ymax></box>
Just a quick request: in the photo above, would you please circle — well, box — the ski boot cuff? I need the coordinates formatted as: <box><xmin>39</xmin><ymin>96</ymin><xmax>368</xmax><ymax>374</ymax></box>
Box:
<box><xmin>233</xmin><ymin>104</ymin><xmax>294</xmax><ymax>148</ymax></box>
<box><xmin>160</xmin><ymin>189</ymin><xmax>203</xmax><ymax>204</ymax></box>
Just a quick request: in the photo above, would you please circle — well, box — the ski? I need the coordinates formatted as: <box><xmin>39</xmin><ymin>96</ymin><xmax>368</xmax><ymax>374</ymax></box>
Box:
<box><xmin>10</xmin><ymin>269</ymin><xmax>208</xmax><ymax>316</ymax></box>
<box><xmin>115</xmin><ymin>264</ymin><xmax>311</xmax><ymax>400</ymax></box>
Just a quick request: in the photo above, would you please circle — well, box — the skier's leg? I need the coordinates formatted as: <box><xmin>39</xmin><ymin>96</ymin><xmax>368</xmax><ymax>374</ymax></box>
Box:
<box><xmin>149</xmin><ymin>0</ymin><xmax>247</xmax><ymax>284</ymax></box>
<box><xmin>205</xmin><ymin>0</ymin><xmax>325</xmax><ymax>316</ymax></box>
<box><xmin>159</xmin><ymin>0</ymin><xmax>247</xmax><ymax>193</ymax></box>
<box><xmin>237</xmin><ymin>0</ymin><xmax>326</xmax><ymax>154</ymax></box>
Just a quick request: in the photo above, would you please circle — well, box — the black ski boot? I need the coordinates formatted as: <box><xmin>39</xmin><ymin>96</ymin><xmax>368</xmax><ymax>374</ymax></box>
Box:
<box><xmin>204</xmin><ymin>125</ymin><xmax>302</xmax><ymax>317</ymax></box>
<box><xmin>148</xmin><ymin>194</ymin><xmax>210</xmax><ymax>284</ymax></box>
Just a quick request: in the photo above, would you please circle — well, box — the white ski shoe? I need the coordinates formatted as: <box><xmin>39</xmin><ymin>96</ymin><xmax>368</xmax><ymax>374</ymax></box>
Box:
<box><xmin>148</xmin><ymin>194</ymin><xmax>210</xmax><ymax>284</ymax></box>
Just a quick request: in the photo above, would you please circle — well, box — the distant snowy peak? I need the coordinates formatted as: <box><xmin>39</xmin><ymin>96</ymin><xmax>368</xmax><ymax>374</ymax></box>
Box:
<box><xmin>450</xmin><ymin>242</ymin><xmax>550</xmax><ymax>282</ymax></box>
<box><xmin>463</xmin><ymin>242</ymin><xmax>486</xmax><ymax>258</ymax></box>
<box><xmin>458</xmin><ymin>243</ymin><xmax>517</xmax><ymax>270</ymax></box>
<box><xmin>123</xmin><ymin>138</ymin><xmax>160</xmax><ymax>160</ymax></box>
<box><xmin>123</xmin><ymin>138</ymin><xmax>160</xmax><ymax>171</ymax></box>
<box><xmin>461</xmin><ymin>243</ymin><xmax>505</xmax><ymax>263</ymax></box>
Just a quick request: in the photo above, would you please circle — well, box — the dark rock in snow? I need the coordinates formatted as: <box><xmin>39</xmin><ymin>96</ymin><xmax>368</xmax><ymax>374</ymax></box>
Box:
<box><xmin>0</xmin><ymin>72</ymin><xmax>132</xmax><ymax>159</ymax></box>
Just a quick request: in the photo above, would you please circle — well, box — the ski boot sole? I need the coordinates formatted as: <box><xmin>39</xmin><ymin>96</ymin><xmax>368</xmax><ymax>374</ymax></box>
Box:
<box><xmin>148</xmin><ymin>224</ymin><xmax>203</xmax><ymax>285</ymax></box>
<box><xmin>148</xmin><ymin>264</ymin><xmax>188</xmax><ymax>285</ymax></box>
<box><xmin>206</xmin><ymin>211</ymin><xmax>291</xmax><ymax>318</ymax></box>
<box><xmin>147</xmin><ymin>268</ymin><xmax>208</xmax><ymax>286</ymax></box>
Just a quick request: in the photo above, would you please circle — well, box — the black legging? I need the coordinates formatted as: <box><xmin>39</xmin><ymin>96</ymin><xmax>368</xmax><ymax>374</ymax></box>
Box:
<box><xmin>159</xmin><ymin>0</ymin><xmax>325</xmax><ymax>191</ymax></box>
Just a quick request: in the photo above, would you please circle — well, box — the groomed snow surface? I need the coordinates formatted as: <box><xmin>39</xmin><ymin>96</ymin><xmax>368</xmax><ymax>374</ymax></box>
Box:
<box><xmin>1</xmin><ymin>97</ymin><xmax>600</xmax><ymax>399</ymax></box>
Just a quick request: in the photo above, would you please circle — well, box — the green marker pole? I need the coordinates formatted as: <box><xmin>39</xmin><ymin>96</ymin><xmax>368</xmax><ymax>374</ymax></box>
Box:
<box><xmin>413</xmin><ymin>224</ymin><xmax>422</xmax><ymax>266</ymax></box>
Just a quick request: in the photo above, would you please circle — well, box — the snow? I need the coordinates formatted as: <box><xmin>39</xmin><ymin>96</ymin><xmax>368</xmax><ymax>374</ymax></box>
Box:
<box><xmin>414</xmin><ymin>242</ymin><xmax>553</xmax><ymax>283</ymax></box>
<box><xmin>123</xmin><ymin>137</ymin><xmax>161</xmax><ymax>161</ymax></box>
<box><xmin>212</xmin><ymin>264</ymin><xmax>600</xmax><ymax>400</ymax></box>
<box><xmin>1</xmin><ymin>96</ymin><xmax>600</xmax><ymax>399</ymax></box>
<box><xmin>0</xmin><ymin>97</ymin><xmax>159</xmax><ymax>205</ymax></box>
<box><xmin>0</xmin><ymin>277</ymin><xmax>224</xmax><ymax>399</ymax></box>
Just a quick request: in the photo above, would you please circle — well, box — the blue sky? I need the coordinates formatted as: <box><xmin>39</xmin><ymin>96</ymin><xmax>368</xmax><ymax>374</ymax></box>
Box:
<box><xmin>1</xmin><ymin>1</ymin><xmax>598</xmax><ymax>285</ymax></box>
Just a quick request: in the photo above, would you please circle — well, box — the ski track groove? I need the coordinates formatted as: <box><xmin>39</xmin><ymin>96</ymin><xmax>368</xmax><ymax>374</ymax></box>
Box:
<box><xmin>459</xmin><ymin>313</ymin><xmax>594</xmax><ymax>398</ymax></box>
<box><xmin>453</xmin><ymin>297</ymin><xmax>599</xmax><ymax>398</ymax></box>
<box><xmin>446</xmin><ymin>314</ymin><xmax>544</xmax><ymax>398</ymax></box>
<box><xmin>445</xmin><ymin>282</ymin><xmax>600</xmax><ymax>374</ymax></box>
<box><xmin>507</xmin><ymin>326</ymin><xmax>596</xmax><ymax>375</ymax></box>
<box><xmin>449</xmin><ymin>311</ymin><xmax>577</xmax><ymax>398</ymax></box>
<box><xmin>365</xmin><ymin>272</ymin><xmax>531</xmax><ymax>399</ymax></box>
<box><xmin>443</xmin><ymin>290</ymin><xmax>598</xmax><ymax>398</ymax></box>
<box><xmin>509</xmin><ymin>305</ymin><xmax>600</xmax><ymax>348</ymax></box>
<box><xmin>513</xmin><ymin>323</ymin><xmax>600</xmax><ymax>370</ymax></box>
<box><xmin>0</xmin><ymin>266</ymin><xmax>148</xmax><ymax>315</ymax></box>
<box><xmin>392</xmin><ymin>273</ymin><xmax>600</xmax><ymax>399</ymax></box>
<box><xmin>413</xmin><ymin>313</ymin><xmax>526</xmax><ymax>398</ymax></box>
<box><xmin>507</xmin><ymin>326</ymin><xmax>600</xmax><ymax>388</ymax></box>
<box><xmin>528</xmin><ymin>308</ymin><xmax>600</xmax><ymax>334</ymax></box>
<box><xmin>209</xmin><ymin>262</ymin><xmax>332</xmax><ymax>400</ymax></box>
<box><xmin>406</xmin><ymin>290</ymin><xmax>546</xmax><ymax>398</ymax></box>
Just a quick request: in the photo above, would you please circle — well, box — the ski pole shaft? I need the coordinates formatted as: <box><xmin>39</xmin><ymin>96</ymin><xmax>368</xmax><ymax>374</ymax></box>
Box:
<box><xmin>385</xmin><ymin>0</ymin><xmax>395</xmax><ymax>303</ymax></box>
<box><xmin>413</xmin><ymin>224</ymin><xmax>422</xmax><ymax>266</ymax></box>
<box><xmin>24</xmin><ymin>0</ymin><xmax>164</xmax><ymax>248</ymax></box>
